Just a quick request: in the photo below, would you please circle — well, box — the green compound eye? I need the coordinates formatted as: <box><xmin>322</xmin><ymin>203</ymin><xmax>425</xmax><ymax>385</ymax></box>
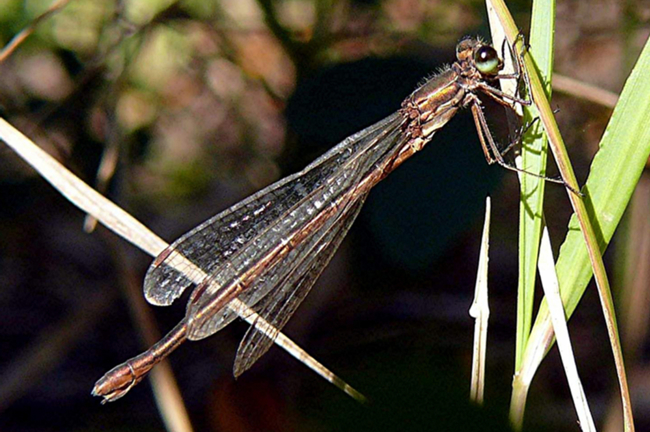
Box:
<box><xmin>474</xmin><ymin>46</ymin><xmax>500</xmax><ymax>74</ymax></box>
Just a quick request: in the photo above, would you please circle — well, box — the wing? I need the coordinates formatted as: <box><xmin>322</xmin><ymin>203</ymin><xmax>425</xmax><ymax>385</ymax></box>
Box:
<box><xmin>233</xmin><ymin>192</ymin><xmax>368</xmax><ymax>377</ymax></box>
<box><xmin>144</xmin><ymin>112</ymin><xmax>404</xmax><ymax>307</ymax></box>
<box><xmin>185</xmin><ymin>119</ymin><xmax>406</xmax><ymax>340</ymax></box>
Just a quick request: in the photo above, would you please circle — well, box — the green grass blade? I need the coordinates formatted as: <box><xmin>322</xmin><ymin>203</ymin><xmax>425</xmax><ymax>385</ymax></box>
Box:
<box><xmin>523</xmin><ymin>35</ymin><xmax>650</xmax><ymax>426</ymax></box>
<box><xmin>514</xmin><ymin>0</ymin><xmax>555</xmax><ymax>371</ymax></box>
<box><xmin>488</xmin><ymin>1</ymin><xmax>641</xmax><ymax>429</ymax></box>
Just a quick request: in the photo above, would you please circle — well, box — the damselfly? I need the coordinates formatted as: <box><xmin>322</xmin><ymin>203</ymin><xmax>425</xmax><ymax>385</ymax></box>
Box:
<box><xmin>93</xmin><ymin>36</ymin><xmax>538</xmax><ymax>403</ymax></box>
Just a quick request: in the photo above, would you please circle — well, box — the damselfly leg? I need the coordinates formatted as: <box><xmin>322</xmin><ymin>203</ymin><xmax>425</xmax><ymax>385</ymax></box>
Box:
<box><xmin>468</xmin><ymin>36</ymin><xmax>578</xmax><ymax>193</ymax></box>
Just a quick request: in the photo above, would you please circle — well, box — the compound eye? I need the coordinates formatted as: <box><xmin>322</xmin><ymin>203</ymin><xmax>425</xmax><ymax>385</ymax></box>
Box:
<box><xmin>474</xmin><ymin>46</ymin><xmax>500</xmax><ymax>74</ymax></box>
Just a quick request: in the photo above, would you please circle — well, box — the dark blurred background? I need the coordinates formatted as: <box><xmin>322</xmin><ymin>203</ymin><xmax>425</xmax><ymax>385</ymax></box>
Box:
<box><xmin>0</xmin><ymin>0</ymin><xmax>649</xmax><ymax>431</ymax></box>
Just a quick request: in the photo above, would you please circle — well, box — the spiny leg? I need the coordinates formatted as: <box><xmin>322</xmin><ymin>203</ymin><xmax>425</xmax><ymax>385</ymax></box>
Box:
<box><xmin>500</xmin><ymin>117</ymin><xmax>540</xmax><ymax>157</ymax></box>
<box><xmin>478</xmin><ymin>82</ymin><xmax>530</xmax><ymax>108</ymax></box>
<box><xmin>470</xmin><ymin>100</ymin><xmax>581</xmax><ymax>195</ymax></box>
<box><xmin>470</xmin><ymin>103</ymin><xmax>497</xmax><ymax>163</ymax></box>
<box><xmin>491</xmin><ymin>33</ymin><xmax>532</xmax><ymax>106</ymax></box>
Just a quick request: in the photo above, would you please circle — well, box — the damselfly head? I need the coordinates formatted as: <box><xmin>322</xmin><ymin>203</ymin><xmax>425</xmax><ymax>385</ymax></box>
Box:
<box><xmin>456</xmin><ymin>37</ymin><xmax>503</xmax><ymax>77</ymax></box>
<box><xmin>456</xmin><ymin>37</ymin><xmax>482</xmax><ymax>58</ymax></box>
<box><xmin>473</xmin><ymin>45</ymin><xmax>502</xmax><ymax>75</ymax></box>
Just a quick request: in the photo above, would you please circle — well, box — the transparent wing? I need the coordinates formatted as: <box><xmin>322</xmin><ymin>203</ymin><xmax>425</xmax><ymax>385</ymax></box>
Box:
<box><xmin>185</xmin><ymin>119</ymin><xmax>406</xmax><ymax>340</ymax></box>
<box><xmin>144</xmin><ymin>112</ymin><xmax>404</xmax><ymax>307</ymax></box>
<box><xmin>233</xmin><ymin>192</ymin><xmax>368</xmax><ymax>377</ymax></box>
